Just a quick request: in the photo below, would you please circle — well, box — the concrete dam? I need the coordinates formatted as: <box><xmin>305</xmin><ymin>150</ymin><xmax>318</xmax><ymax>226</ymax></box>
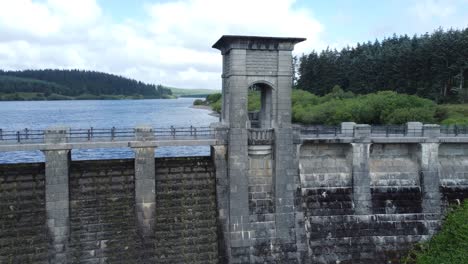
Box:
<box><xmin>1</xmin><ymin>35</ymin><xmax>468</xmax><ymax>264</ymax></box>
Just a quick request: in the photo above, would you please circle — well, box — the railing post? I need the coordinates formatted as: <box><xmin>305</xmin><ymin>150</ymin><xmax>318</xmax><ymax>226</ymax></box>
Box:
<box><xmin>111</xmin><ymin>127</ymin><xmax>115</xmax><ymax>140</ymax></box>
<box><xmin>407</xmin><ymin>122</ymin><xmax>423</xmax><ymax>137</ymax></box>
<box><xmin>43</xmin><ymin>126</ymin><xmax>71</xmax><ymax>263</ymax></box>
<box><xmin>211</xmin><ymin>123</ymin><xmax>229</xmax><ymax>142</ymax></box>
<box><xmin>341</xmin><ymin>122</ymin><xmax>356</xmax><ymax>137</ymax></box>
<box><xmin>170</xmin><ymin>126</ymin><xmax>175</xmax><ymax>138</ymax></box>
<box><xmin>0</xmin><ymin>129</ymin><xmax>2</xmax><ymax>140</ymax></box>
<box><xmin>354</xmin><ymin>124</ymin><xmax>371</xmax><ymax>139</ymax></box>
<box><xmin>16</xmin><ymin>131</ymin><xmax>20</xmax><ymax>142</ymax></box>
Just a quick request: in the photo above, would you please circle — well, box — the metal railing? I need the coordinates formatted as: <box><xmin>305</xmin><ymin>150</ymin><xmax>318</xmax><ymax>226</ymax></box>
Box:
<box><xmin>297</xmin><ymin>125</ymin><xmax>468</xmax><ymax>138</ymax></box>
<box><xmin>299</xmin><ymin>126</ymin><xmax>343</xmax><ymax>137</ymax></box>
<box><xmin>1</xmin><ymin>125</ymin><xmax>467</xmax><ymax>145</ymax></box>
<box><xmin>0</xmin><ymin>126</ymin><xmax>219</xmax><ymax>144</ymax></box>
<box><xmin>370</xmin><ymin>126</ymin><xmax>423</xmax><ymax>137</ymax></box>
<box><xmin>0</xmin><ymin>129</ymin><xmax>45</xmax><ymax>143</ymax></box>
<box><xmin>68</xmin><ymin>127</ymin><xmax>135</xmax><ymax>142</ymax></box>
<box><xmin>440</xmin><ymin>125</ymin><xmax>468</xmax><ymax>136</ymax></box>
<box><xmin>154</xmin><ymin>126</ymin><xmax>216</xmax><ymax>139</ymax></box>
<box><xmin>248</xmin><ymin>128</ymin><xmax>274</xmax><ymax>145</ymax></box>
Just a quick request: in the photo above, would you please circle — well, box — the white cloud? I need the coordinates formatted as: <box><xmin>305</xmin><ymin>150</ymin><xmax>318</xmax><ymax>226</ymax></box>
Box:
<box><xmin>410</xmin><ymin>0</ymin><xmax>456</xmax><ymax>21</ymax></box>
<box><xmin>0</xmin><ymin>0</ymin><xmax>323</xmax><ymax>89</ymax></box>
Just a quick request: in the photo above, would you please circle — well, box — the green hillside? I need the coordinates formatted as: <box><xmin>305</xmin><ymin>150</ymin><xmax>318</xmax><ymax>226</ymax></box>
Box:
<box><xmin>0</xmin><ymin>69</ymin><xmax>173</xmax><ymax>100</ymax></box>
<box><xmin>169</xmin><ymin>87</ymin><xmax>220</xmax><ymax>98</ymax></box>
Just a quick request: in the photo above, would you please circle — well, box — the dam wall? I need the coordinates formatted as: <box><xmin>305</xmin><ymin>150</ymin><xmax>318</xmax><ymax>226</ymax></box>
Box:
<box><xmin>298</xmin><ymin>140</ymin><xmax>468</xmax><ymax>263</ymax></box>
<box><xmin>1</xmin><ymin>139</ymin><xmax>468</xmax><ymax>263</ymax></box>
<box><xmin>0</xmin><ymin>157</ymin><xmax>219</xmax><ymax>264</ymax></box>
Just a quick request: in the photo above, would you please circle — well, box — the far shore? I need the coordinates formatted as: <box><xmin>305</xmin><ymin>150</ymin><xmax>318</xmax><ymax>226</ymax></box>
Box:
<box><xmin>190</xmin><ymin>104</ymin><xmax>220</xmax><ymax>117</ymax></box>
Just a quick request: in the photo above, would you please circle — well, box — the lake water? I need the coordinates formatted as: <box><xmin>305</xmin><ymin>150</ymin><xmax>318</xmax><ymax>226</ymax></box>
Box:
<box><xmin>0</xmin><ymin>98</ymin><xmax>219</xmax><ymax>163</ymax></box>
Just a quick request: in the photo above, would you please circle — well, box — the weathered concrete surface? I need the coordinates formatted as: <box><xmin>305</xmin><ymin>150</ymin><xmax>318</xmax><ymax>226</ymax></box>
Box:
<box><xmin>0</xmin><ymin>157</ymin><xmax>220</xmax><ymax>264</ymax></box>
<box><xmin>298</xmin><ymin>142</ymin><xmax>444</xmax><ymax>263</ymax></box>
<box><xmin>154</xmin><ymin>157</ymin><xmax>219</xmax><ymax>264</ymax></box>
<box><xmin>439</xmin><ymin>143</ymin><xmax>468</xmax><ymax>212</ymax></box>
<box><xmin>68</xmin><ymin>159</ymin><xmax>145</xmax><ymax>263</ymax></box>
<box><xmin>133</xmin><ymin>125</ymin><xmax>157</xmax><ymax>238</ymax></box>
<box><xmin>44</xmin><ymin>149</ymin><xmax>71</xmax><ymax>263</ymax></box>
<box><xmin>0</xmin><ymin>163</ymin><xmax>48</xmax><ymax>264</ymax></box>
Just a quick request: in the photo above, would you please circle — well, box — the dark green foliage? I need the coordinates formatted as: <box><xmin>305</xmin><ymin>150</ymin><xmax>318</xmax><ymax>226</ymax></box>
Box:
<box><xmin>248</xmin><ymin>90</ymin><xmax>261</xmax><ymax>112</ymax></box>
<box><xmin>200</xmin><ymin>89</ymin><xmax>466</xmax><ymax>125</ymax></box>
<box><xmin>403</xmin><ymin>201</ymin><xmax>468</xmax><ymax>264</ymax></box>
<box><xmin>206</xmin><ymin>93</ymin><xmax>221</xmax><ymax>104</ymax></box>
<box><xmin>436</xmin><ymin>104</ymin><xmax>468</xmax><ymax>124</ymax></box>
<box><xmin>297</xmin><ymin>28</ymin><xmax>468</xmax><ymax>103</ymax></box>
<box><xmin>0</xmin><ymin>69</ymin><xmax>172</xmax><ymax>99</ymax></box>
<box><xmin>211</xmin><ymin>99</ymin><xmax>221</xmax><ymax>113</ymax></box>
<box><xmin>292</xmin><ymin>89</ymin><xmax>436</xmax><ymax>125</ymax></box>
<box><xmin>193</xmin><ymin>99</ymin><xmax>205</xmax><ymax>105</ymax></box>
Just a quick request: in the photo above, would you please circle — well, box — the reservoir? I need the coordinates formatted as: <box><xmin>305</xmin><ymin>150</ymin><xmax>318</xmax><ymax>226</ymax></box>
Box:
<box><xmin>0</xmin><ymin>98</ymin><xmax>217</xmax><ymax>163</ymax></box>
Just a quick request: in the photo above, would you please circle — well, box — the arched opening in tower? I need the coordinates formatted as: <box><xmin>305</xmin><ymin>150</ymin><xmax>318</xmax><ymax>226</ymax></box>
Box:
<box><xmin>248</xmin><ymin>82</ymin><xmax>273</xmax><ymax>128</ymax></box>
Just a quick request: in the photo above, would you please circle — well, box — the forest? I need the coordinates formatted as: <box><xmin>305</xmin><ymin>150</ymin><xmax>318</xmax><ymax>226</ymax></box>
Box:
<box><xmin>0</xmin><ymin>69</ymin><xmax>173</xmax><ymax>100</ymax></box>
<box><xmin>297</xmin><ymin>28</ymin><xmax>468</xmax><ymax>103</ymax></box>
<box><xmin>199</xmin><ymin>28</ymin><xmax>468</xmax><ymax>125</ymax></box>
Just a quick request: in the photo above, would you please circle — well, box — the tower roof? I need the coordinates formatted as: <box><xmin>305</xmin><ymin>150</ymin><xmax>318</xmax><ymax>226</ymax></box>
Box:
<box><xmin>212</xmin><ymin>35</ymin><xmax>306</xmax><ymax>53</ymax></box>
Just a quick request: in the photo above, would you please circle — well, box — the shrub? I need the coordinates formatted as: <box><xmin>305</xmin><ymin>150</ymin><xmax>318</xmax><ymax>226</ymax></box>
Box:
<box><xmin>441</xmin><ymin>117</ymin><xmax>468</xmax><ymax>125</ymax></box>
<box><xmin>403</xmin><ymin>201</ymin><xmax>468</xmax><ymax>264</ymax></box>
<box><xmin>206</xmin><ymin>93</ymin><xmax>221</xmax><ymax>104</ymax></box>
<box><xmin>211</xmin><ymin>99</ymin><xmax>221</xmax><ymax>113</ymax></box>
<box><xmin>193</xmin><ymin>99</ymin><xmax>205</xmax><ymax>105</ymax></box>
<box><xmin>385</xmin><ymin>107</ymin><xmax>435</xmax><ymax>124</ymax></box>
<box><xmin>248</xmin><ymin>90</ymin><xmax>261</xmax><ymax>112</ymax></box>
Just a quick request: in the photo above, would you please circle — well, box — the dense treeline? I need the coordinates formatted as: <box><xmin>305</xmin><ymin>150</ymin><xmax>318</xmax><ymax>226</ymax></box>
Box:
<box><xmin>0</xmin><ymin>69</ymin><xmax>172</xmax><ymax>99</ymax></box>
<box><xmin>297</xmin><ymin>28</ymin><xmax>468</xmax><ymax>103</ymax></box>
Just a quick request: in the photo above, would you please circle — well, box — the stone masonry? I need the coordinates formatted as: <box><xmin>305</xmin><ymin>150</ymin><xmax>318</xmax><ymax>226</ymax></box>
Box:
<box><xmin>213</xmin><ymin>35</ymin><xmax>307</xmax><ymax>263</ymax></box>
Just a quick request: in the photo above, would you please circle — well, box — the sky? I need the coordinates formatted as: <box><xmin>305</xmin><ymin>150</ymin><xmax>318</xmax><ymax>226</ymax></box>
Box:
<box><xmin>0</xmin><ymin>0</ymin><xmax>467</xmax><ymax>90</ymax></box>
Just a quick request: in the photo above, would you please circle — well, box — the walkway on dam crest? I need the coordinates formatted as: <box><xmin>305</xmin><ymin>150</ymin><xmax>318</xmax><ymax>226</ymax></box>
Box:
<box><xmin>1</xmin><ymin>122</ymin><xmax>468</xmax><ymax>152</ymax></box>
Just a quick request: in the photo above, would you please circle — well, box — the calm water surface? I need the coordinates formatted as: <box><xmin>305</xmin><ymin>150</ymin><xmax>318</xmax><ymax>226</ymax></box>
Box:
<box><xmin>0</xmin><ymin>98</ymin><xmax>218</xmax><ymax>163</ymax></box>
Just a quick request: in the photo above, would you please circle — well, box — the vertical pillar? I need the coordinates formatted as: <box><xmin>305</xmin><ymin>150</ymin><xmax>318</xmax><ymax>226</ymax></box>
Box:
<box><xmin>226</xmin><ymin>49</ymin><xmax>251</xmax><ymax>254</ymax></box>
<box><xmin>43</xmin><ymin>127</ymin><xmax>71</xmax><ymax>264</ymax></box>
<box><xmin>211</xmin><ymin>145</ymin><xmax>230</xmax><ymax>262</ymax></box>
<box><xmin>133</xmin><ymin>126</ymin><xmax>156</xmax><ymax>237</ymax></box>
<box><xmin>420</xmin><ymin>124</ymin><xmax>441</xmax><ymax>214</ymax></box>
<box><xmin>274</xmin><ymin>49</ymin><xmax>298</xmax><ymax>251</ymax></box>
<box><xmin>352</xmin><ymin>125</ymin><xmax>372</xmax><ymax>215</ymax></box>
<box><xmin>420</xmin><ymin>143</ymin><xmax>441</xmax><ymax>214</ymax></box>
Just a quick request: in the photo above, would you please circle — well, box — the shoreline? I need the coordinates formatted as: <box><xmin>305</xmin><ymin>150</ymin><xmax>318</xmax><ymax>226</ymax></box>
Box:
<box><xmin>190</xmin><ymin>105</ymin><xmax>220</xmax><ymax>117</ymax></box>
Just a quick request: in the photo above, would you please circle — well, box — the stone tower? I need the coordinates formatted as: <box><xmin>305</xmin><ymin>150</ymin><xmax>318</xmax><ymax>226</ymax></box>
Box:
<box><xmin>213</xmin><ymin>35</ymin><xmax>306</xmax><ymax>263</ymax></box>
